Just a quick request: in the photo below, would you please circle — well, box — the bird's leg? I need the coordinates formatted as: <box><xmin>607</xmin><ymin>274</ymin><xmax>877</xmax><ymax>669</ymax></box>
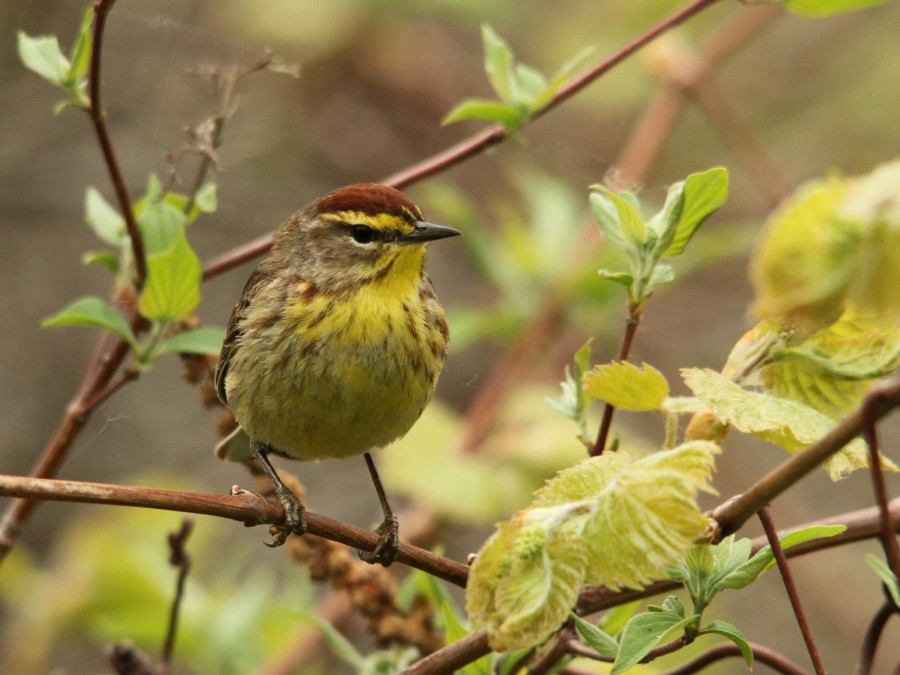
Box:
<box><xmin>358</xmin><ymin>451</ymin><xmax>400</xmax><ymax>566</ymax></box>
<box><xmin>251</xmin><ymin>440</ymin><xmax>307</xmax><ymax>547</ymax></box>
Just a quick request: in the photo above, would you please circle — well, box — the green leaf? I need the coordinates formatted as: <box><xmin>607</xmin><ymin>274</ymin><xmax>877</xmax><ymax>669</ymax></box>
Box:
<box><xmin>749</xmin><ymin>178</ymin><xmax>856</xmax><ymax>335</ymax></box>
<box><xmin>762</xmin><ymin>317</ymin><xmax>900</xmax><ymax>420</ymax></box>
<box><xmin>17</xmin><ymin>30</ymin><xmax>70</xmax><ymax>85</ymax></box>
<box><xmin>443</xmin><ymin>99</ymin><xmax>523</xmax><ymax>130</ymax></box>
<box><xmin>612</xmin><ymin>612</ymin><xmax>696</xmax><ymax>673</ymax></box>
<box><xmin>42</xmin><ymin>297</ymin><xmax>137</xmax><ymax>349</ymax></box>
<box><xmin>482</xmin><ymin>24</ymin><xmax>516</xmax><ymax>105</ymax></box>
<box><xmin>662</xmin><ymin>168</ymin><xmax>729</xmax><ymax>258</ymax></box>
<box><xmin>467</xmin><ymin>442</ymin><xmax>718</xmax><ymax>652</ymax></box>
<box><xmin>82</xmin><ymin>250</ymin><xmax>120</xmax><ymax>273</ymax></box>
<box><xmin>647</xmin><ymin>180</ymin><xmax>687</xmax><ymax>257</ymax></box>
<box><xmin>441</xmin><ymin>602</ymin><xmax>493</xmax><ymax>675</ymax></box>
<box><xmin>138</xmin><ymin>228</ymin><xmax>202</xmax><ymax>322</ymax></box>
<box><xmin>597</xmin><ymin>269</ymin><xmax>634</xmax><ymax>288</ymax></box>
<box><xmin>467</xmin><ymin>505</ymin><xmax>590</xmax><ymax>652</ymax></box>
<box><xmin>648</xmin><ymin>262</ymin><xmax>675</xmax><ymax>289</ymax></box>
<box><xmin>154</xmin><ymin>327</ymin><xmax>225</xmax><ymax>357</ymax></box>
<box><xmin>664</xmin><ymin>396</ymin><xmax>706</xmax><ymax>415</ymax></box>
<box><xmin>512</xmin><ymin>63</ymin><xmax>546</xmax><ymax>108</ymax></box>
<box><xmin>138</xmin><ymin>190</ymin><xmax>188</xmax><ymax>255</ymax></box>
<box><xmin>864</xmin><ymin>554</ymin><xmax>900</xmax><ymax>606</ymax></box>
<box><xmin>582</xmin><ymin>361</ymin><xmax>669</xmax><ymax>412</ymax></box>
<box><xmin>533</xmin><ymin>46</ymin><xmax>594</xmax><ymax>111</ymax></box>
<box><xmin>572</xmin><ymin>613</ymin><xmax>618</xmax><ymax>658</ymax></box>
<box><xmin>160</xmin><ymin>183</ymin><xmax>219</xmax><ymax>223</ymax></box>
<box><xmin>590</xmin><ymin>186</ymin><xmax>646</xmax><ymax>253</ymax></box>
<box><xmin>681</xmin><ymin>367</ymin><xmax>886</xmax><ymax>479</ymax></box>
<box><xmin>67</xmin><ymin>8</ymin><xmax>95</xmax><ymax>82</ymax></box>
<box><xmin>719</xmin><ymin>525</ymin><xmax>846</xmax><ymax>589</ymax></box>
<box><xmin>700</xmin><ymin>619</ymin><xmax>753</xmax><ymax>667</ymax></box>
<box><xmin>545</xmin><ymin>339</ymin><xmax>593</xmax><ymax>438</ymax></box>
<box><xmin>600</xmin><ymin>601</ymin><xmax>641</xmax><ymax>637</ymax></box>
<box><xmin>85</xmin><ymin>187</ymin><xmax>125</xmax><ymax>245</ymax></box>
<box><xmin>784</xmin><ymin>0</ymin><xmax>891</xmax><ymax>16</ymax></box>
<box><xmin>838</xmin><ymin>159</ymin><xmax>900</xmax><ymax>319</ymax></box>
<box><xmin>295</xmin><ymin>611</ymin><xmax>365</xmax><ymax>671</ymax></box>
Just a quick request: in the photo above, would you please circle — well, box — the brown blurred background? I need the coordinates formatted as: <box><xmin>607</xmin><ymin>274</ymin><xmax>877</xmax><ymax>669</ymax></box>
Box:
<box><xmin>2</xmin><ymin>0</ymin><xmax>900</xmax><ymax>672</ymax></box>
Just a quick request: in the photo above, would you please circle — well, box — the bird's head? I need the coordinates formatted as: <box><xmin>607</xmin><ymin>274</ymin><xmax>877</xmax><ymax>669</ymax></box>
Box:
<box><xmin>274</xmin><ymin>183</ymin><xmax>460</xmax><ymax>291</ymax></box>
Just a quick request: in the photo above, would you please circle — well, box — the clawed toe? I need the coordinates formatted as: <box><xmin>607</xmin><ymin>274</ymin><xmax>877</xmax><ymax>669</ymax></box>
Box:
<box><xmin>358</xmin><ymin>514</ymin><xmax>400</xmax><ymax>566</ymax></box>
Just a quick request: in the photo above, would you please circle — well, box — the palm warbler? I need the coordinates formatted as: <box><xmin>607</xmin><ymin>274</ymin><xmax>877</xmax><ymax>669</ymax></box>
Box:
<box><xmin>215</xmin><ymin>183</ymin><xmax>459</xmax><ymax>565</ymax></box>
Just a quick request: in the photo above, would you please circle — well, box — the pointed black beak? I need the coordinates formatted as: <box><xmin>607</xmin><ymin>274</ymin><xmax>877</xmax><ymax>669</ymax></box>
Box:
<box><xmin>397</xmin><ymin>221</ymin><xmax>462</xmax><ymax>244</ymax></box>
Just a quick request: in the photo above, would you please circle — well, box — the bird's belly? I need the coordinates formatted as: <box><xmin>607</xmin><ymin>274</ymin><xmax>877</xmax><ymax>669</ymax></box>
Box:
<box><xmin>225</xmin><ymin>321</ymin><xmax>435</xmax><ymax>461</ymax></box>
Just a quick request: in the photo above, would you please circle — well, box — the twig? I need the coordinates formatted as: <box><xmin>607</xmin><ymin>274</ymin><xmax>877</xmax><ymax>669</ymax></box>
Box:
<box><xmin>0</xmin><ymin>475</ymin><xmax>469</xmax><ymax>588</ymax></box>
<box><xmin>203</xmin><ymin>0</ymin><xmax>726</xmax><ymax>282</ymax></box>
<box><xmin>591</xmin><ymin>305</ymin><xmax>642</xmax><ymax>456</ymax></box>
<box><xmin>411</xmin><ymin>498</ymin><xmax>900</xmax><ymax>675</ymax></box>
<box><xmin>861</xmin><ymin>384</ymin><xmax>900</xmax><ymax>584</ymax></box>
<box><xmin>689</xmin><ymin>77</ymin><xmax>790</xmax><ymax>206</ymax></box>
<box><xmin>758</xmin><ymin>506</ymin><xmax>825</xmax><ymax>675</ymax></box>
<box><xmin>712</xmin><ymin>374</ymin><xmax>900</xmax><ymax>538</ymax></box>
<box><xmin>159</xmin><ymin>518</ymin><xmax>194</xmax><ymax>675</ymax></box>
<box><xmin>565</xmin><ymin>633</ymin><xmax>686</xmax><ymax>664</ymax></box>
<box><xmin>855</xmin><ymin>601</ymin><xmax>897</xmax><ymax>675</ymax></box>
<box><xmin>661</xmin><ymin>641</ymin><xmax>810</xmax><ymax>675</ymax></box>
<box><xmin>88</xmin><ymin>0</ymin><xmax>145</xmax><ymax>288</ymax></box>
<box><xmin>526</xmin><ymin>634</ymin><xmax>569</xmax><ymax>674</ymax></box>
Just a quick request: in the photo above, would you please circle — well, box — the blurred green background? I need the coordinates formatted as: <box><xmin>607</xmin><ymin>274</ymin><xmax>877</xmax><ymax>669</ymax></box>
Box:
<box><xmin>1</xmin><ymin>0</ymin><xmax>899</xmax><ymax>672</ymax></box>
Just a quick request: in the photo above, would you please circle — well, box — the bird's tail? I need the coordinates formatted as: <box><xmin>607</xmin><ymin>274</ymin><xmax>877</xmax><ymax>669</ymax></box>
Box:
<box><xmin>214</xmin><ymin>425</ymin><xmax>253</xmax><ymax>462</ymax></box>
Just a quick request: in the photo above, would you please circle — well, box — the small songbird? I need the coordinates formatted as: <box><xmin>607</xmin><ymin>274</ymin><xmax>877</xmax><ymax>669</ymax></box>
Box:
<box><xmin>214</xmin><ymin>183</ymin><xmax>460</xmax><ymax>565</ymax></box>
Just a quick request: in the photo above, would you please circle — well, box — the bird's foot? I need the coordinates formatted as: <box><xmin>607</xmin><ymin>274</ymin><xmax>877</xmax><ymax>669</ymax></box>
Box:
<box><xmin>265</xmin><ymin>486</ymin><xmax>307</xmax><ymax>548</ymax></box>
<box><xmin>358</xmin><ymin>513</ymin><xmax>400</xmax><ymax>566</ymax></box>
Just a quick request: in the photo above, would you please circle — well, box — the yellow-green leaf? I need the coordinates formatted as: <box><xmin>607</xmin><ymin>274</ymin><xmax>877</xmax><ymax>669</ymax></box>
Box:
<box><xmin>750</xmin><ymin>178</ymin><xmax>856</xmax><ymax>337</ymax></box>
<box><xmin>138</xmin><ymin>228</ymin><xmax>202</xmax><ymax>322</ymax></box>
<box><xmin>583</xmin><ymin>361</ymin><xmax>669</xmax><ymax>411</ymax></box>
<box><xmin>682</xmin><ymin>368</ymin><xmax>895</xmax><ymax>479</ymax></box>
<box><xmin>784</xmin><ymin>0</ymin><xmax>891</xmax><ymax>17</ymax></box>
<box><xmin>42</xmin><ymin>296</ymin><xmax>137</xmax><ymax>350</ymax></box>
<box><xmin>467</xmin><ymin>442</ymin><xmax>718</xmax><ymax>652</ymax></box>
<box><xmin>838</xmin><ymin>160</ymin><xmax>900</xmax><ymax>319</ymax></box>
<box><xmin>661</xmin><ymin>167</ymin><xmax>729</xmax><ymax>258</ymax></box>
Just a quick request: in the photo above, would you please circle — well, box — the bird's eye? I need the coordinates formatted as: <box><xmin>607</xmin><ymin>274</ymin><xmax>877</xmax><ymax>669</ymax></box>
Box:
<box><xmin>350</xmin><ymin>224</ymin><xmax>376</xmax><ymax>244</ymax></box>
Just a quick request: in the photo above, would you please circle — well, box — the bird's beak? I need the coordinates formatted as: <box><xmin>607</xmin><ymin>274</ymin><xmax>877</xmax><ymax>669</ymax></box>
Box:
<box><xmin>398</xmin><ymin>221</ymin><xmax>462</xmax><ymax>244</ymax></box>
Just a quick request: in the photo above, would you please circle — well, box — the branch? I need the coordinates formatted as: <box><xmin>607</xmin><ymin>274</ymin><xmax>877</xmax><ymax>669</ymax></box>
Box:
<box><xmin>661</xmin><ymin>641</ymin><xmax>810</xmax><ymax>675</ymax></box>
<box><xmin>712</xmin><ymin>374</ymin><xmax>900</xmax><ymax>538</ymax></box>
<box><xmin>160</xmin><ymin>518</ymin><xmax>193</xmax><ymax>674</ymax></box>
<box><xmin>88</xmin><ymin>0</ymin><xmax>145</xmax><ymax>288</ymax></box>
<box><xmin>855</xmin><ymin>601</ymin><xmax>897</xmax><ymax>675</ymax></box>
<box><xmin>591</xmin><ymin>304</ymin><xmax>643</xmax><ymax>456</ymax></box>
<box><xmin>408</xmin><ymin>498</ymin><xmax>900</xmax><ymax>674</ymax></box>
<box><xmin>758</xmin><ymin>506</ymin><xmax>825</xmax><ymax>674</ymax></box>
<box><xmin>202</xmin><ymin>0</ymin><xmax>726</xmax><ymax>282</ymax></box>
<box><xmin>0</xmin><ymin>475</ymin><xmax>469</xmax><ymax>588</ymax></box>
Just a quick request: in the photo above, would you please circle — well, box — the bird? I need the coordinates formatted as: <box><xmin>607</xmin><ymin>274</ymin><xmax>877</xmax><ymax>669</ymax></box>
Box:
<box><xmin>214</xmin><ymin>183</ymin><xmax>460</xmax><ymax>565</ymax></box>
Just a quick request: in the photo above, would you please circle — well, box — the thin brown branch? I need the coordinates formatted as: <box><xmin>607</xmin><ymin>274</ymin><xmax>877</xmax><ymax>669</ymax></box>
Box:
<box><xmin>862</xmin><ymin>386</ymin><xmax>900</xmax><ymax>584</ymax></box>
<box><xmin>591</xmin><ymin>306</ymin><xmax>642</xmax><ymax>456</ymax></box>
<box><xmin>88</xmin><ymin>0</ymin><xmax>145</xmax><ymax>288</ymax></box>
<box><xmin>689</xmin><ymin>78</ymin><xmax>790</xmax><ymax>206</ymax></box>
<box><xmin>414</xmin><ymin>499</ymin><xmax>900</xmax><ymax>675</ymax></box>
<box><xmin>758</xmin><ymin>507</ymin><xmax>825</xmax><ymax>675</ymax></box>
<box><xmin>527</xmin><ymin>635</ymin><xmax>570</xmax><ymax>674</ymax></box>
<box><xmin>712</xmin><ymin>374</ymin><xmax>900</xmax><ymax>539</ymax></box>
<box><xmin>0</xmin><ymin>475</ymin><xmax>469</xmax><ymax>588</ymax></box>
<box><xmin>159</xmin><ymin>518</ymin><xmax>194</xmax><ymax>675</ymax></box>
<box><xmin>662</xmin><ymin>641</ymin><xmax>810</xmax><ymax>675</ymax></box>
<box><xmin>855</xmin><ymin>601</ymin><xmax>897</xmax><ymax>675</ymax></box>
<box><xmin>203</xmin><ymin>0</ymin><xmax>726</xmax><ymax>282</ymax></box>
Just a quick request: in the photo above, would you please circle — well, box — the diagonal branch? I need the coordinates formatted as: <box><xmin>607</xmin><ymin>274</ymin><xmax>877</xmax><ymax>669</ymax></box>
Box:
<box><xmin>88</xmin><ymin>0</ymin><xmax>145</xmax><ymax>288</ymax></box>
<box><xmin>202</xmin><ymin>0</ymin><xmax>726</xmax><ymax>282</ymax></box>
<box><xmin>0</xmin><ymin>474</ymin><xmax>469</xmax><ymax>588</ymax></box>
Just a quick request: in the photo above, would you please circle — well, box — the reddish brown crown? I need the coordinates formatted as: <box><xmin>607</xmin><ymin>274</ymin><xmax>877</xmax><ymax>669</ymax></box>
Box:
<box><xmin>315</xmin><ymin>183</ymin><xmax>423</xmax><ymax>222</ymax></box>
